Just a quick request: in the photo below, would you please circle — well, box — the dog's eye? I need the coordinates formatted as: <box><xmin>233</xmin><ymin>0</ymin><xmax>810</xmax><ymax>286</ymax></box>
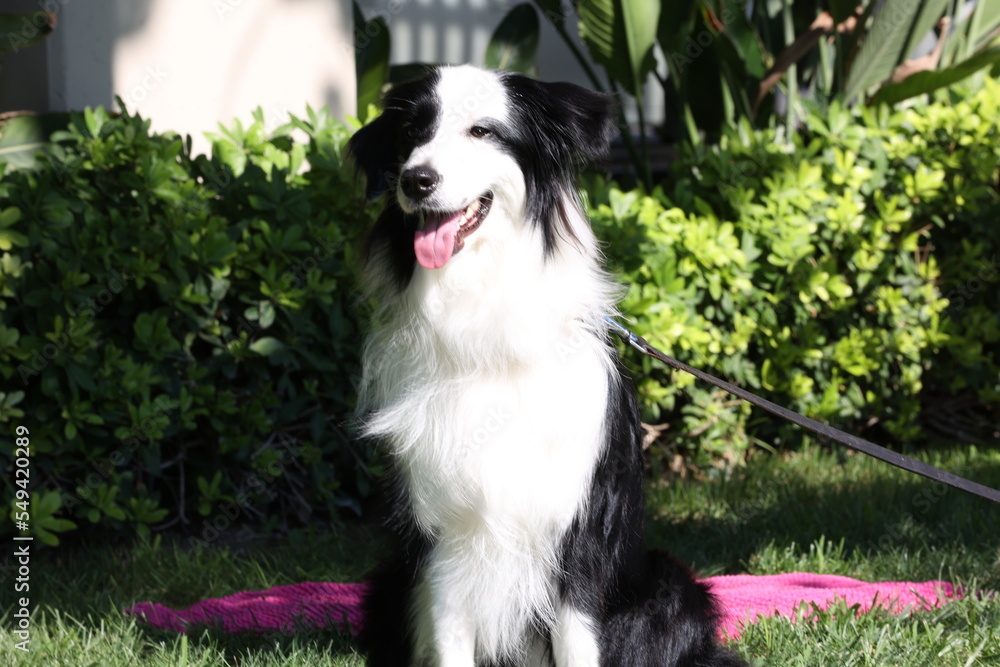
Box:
<box><xmin>469</xmin><ymin>126</ymin><xmax>491</xmax><ymax>139</ymax></box>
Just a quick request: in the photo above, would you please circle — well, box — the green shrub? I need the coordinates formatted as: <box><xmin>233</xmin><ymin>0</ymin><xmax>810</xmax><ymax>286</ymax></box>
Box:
<box><xmin>591</xmin><ymin>80</ymin><xmax>1000</xmax><ymax>465</ymax></box>
<box><xmin>0</xmin><ymin>105</ymin><xmax>377</xmax><ymax>543</ymax></box>
<box><xmin>2</xmin><ymin>80</ymin><xmax>997</xmax><ymax>541</ymax></box>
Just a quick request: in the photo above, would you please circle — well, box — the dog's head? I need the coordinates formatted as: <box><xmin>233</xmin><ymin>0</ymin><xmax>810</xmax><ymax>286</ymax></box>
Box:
<box><xmin>348</xmin><ymin>66</ymin><xmax>616</xmax><ymax>277</ymax></box>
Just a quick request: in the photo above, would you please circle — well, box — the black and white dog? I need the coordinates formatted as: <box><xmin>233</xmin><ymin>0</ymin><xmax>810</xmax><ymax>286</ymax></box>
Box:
<box><xmin>348</xmin><ymin>65</ymin><xmax>745</xmax><ymax>667</ymax></box>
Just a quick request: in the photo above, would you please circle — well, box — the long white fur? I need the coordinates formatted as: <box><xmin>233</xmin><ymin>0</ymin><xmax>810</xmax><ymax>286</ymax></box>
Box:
<box><xmin>358</xmin><ymin>66</ymin><xmax>620</xmax><ymax>665</ymax></box>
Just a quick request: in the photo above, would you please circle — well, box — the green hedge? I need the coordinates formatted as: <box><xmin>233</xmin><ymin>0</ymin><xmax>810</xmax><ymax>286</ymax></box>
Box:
<box><xmin>1</xmin><ymin>81</ymin><xmax>997</xmax><ymax>542</ymax></box>
<box><xmin>591</xmin><ymin>81</ymin><xmax>1000</xmax><ymax>464</ymax></box>
<box><xmin>0</xmin><ymin>106</ymin><xmax>377</xmax><ymax>543</ymax></box>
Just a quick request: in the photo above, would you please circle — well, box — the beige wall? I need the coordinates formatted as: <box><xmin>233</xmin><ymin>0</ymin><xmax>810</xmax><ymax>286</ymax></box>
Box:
<box><xmin>3</xmin><ymin>0</ymin><xmax>356</xmax><ymax>156</ymax></box>
<box><xmin>2</xmin><ymin>0</ymin><xmax>662</xmax><ymax>154</ymax></box>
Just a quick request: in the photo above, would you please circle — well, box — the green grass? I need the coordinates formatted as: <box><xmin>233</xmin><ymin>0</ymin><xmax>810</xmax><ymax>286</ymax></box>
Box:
<box><xmin>1</xmin><ymin>444</ymin><xmax>998</xmax><ymax>665</ymax></box>
<box><xmin>645</xmin><ymin>444</ymin><xmax>1000</xmax><ymax>665</ymax></box>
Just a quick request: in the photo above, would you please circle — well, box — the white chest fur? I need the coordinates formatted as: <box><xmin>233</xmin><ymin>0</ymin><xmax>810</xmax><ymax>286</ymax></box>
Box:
<box><xmin>375</xmin><ymin>340</ymin><xmax>610</xmax><ymax>664</ymax></box>
<box><xmin>360</xmin><ymin>265</ymin><xmax>615</xmax><ymax>662</ymax></box>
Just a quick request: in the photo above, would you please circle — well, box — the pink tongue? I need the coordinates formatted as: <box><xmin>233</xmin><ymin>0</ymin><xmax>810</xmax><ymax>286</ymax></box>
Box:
<box><xmin>414</xmin><ymin>211</ymin><xmax>464</xmax><ymax>269</ymax></box>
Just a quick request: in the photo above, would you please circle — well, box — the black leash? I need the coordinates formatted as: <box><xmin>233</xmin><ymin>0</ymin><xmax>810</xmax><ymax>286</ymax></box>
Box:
<box><xmin>604</xmin><ymin>317</ymin><xmax>1000</xmax><ymax>505</ymax></box>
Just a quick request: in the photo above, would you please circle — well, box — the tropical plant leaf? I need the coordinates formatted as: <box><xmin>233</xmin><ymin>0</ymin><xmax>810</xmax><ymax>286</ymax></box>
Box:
<box><xmin>656</xmin><ymin>0</ymin><xmax>697</xmax><ymax>107</ymax></box>
<box><xmin>842</xmin><ymin>1</ymin><xmax>881</xmax><ymax>78</ymax></box>
<box><xmin>753</xmin><ymin>12</ymin><xmax>834</xmax><ymax>114</ymax></box>
<box><xmin>0</xmin><ymin>12</ymin><xmax>56</xmax><ymax>56</ymax></box>
<box><xmin>657</xmin><ymin>0</ymin><xmax>697</xmax><ymax>55</ymax></box>
<box><xmin>827</xmin><ymin>0</ymin><xmax>858</xmax><ymax>25</ymax></box>
<box><xmin>714</xmin><ymin>25</ymin><xmax>754</xmax><ymax>123</ymax></box>
<box><xmin>959</xmin><ymin>0</ymin><xmax>1000</xmax><ymax>60</ymax></box>
<box><xmin>532</xmin><ymin>0</ymin><xmax>568</xmax><ymax>29</ymax></box>
<box><xmin>353</xmin><ymin>2</ymin><xmax>390</xmax><ymax>123</ymax></box>
<box><xmin>619</xmin><ymin>0</ymin><xmax>660</xmax><ymax>96</ymax></box>
<box><xmin>900</xmin><ymin>0</ymin><xmax>950</xmax><ymax>66</ymax></box>
<box><xmin>0</xmin><ymin>113</ymin><xmax>71</xmax><ymax>170</ymax></box>
<box><xmin>485</xmin><ymin>3</ymin><xmax>540</xmax><ymax>74</ymax></box>
<box><xmin>683</xmin><ymin>13</ymin><xmax>726</xmax><ymax>138</ymax></box>
<box><xmin>844</xmin><ymin>0</ymin><xmax>924</xmax><ymax>101</ymax></box>
<box><xmin>870</xmin><ymin>45</ymin><xmax>1000</xmax><ymax>106</ymax></box>
<box><xmin>576</xmin><ymin>0</ymin><xmax>660</xmax><ymax>96</ymax></box>
<box><xmin>717</xmin><ymin>0</ymin><xmax>767</xmax><ymax>80</ymax></box>
<box><xmin>577</xmin><ymin>0</ymin><xmax>616</xmax><ymax>70</ymax></box>
<box><xmin>973</xmin><ymin>0</ymin><xmax>1000</xmax><ymax>43</ymax></box>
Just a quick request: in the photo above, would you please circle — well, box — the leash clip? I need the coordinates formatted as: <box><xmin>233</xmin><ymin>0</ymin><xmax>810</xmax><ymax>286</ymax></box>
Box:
<box><xmin>603</xmin><ymin>315</ymin><xmax>647</xmax><ymax>354</ymax></box>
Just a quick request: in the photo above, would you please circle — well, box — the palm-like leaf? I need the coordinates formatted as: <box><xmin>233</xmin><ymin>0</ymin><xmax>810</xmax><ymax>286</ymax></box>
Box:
<box><xmin>576</xmin><ymin>0</ymin><xmax>660</xmax><ymax>96</ymax></box>
<box><xmin>942</xmin><ymin>0</ymin><xmax>1000</xmax><ymax>67</ymax></box>
<box><xmin>870</xmin><ymin>45</ymin><xmax>1000</xmax><ymax>105</ymax></box>
<box><xmin>0</xmin><ymin>12</ymin><xmax>55</xmax><ymax>55</ymax></box>
<box><xmin>485</xmin><ymin>4</ymin><xmax>540</xmax><ymax>75</ymax></box>
<box><xmin>353</xmin><ymin>3</ymin><xmax>390</xmax><ymax>123</ymax></box>
<box><xmin>844</xmin><ymin>0</ymin><xmax>923</xmax><ymax>101</ymax></box>
<box><xmin>900</xmin><ymin>0</ymin><xmax>951</xmax><ymax>66</ymax></box>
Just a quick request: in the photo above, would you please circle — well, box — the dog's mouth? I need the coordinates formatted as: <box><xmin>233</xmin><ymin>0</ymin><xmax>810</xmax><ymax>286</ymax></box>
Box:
<box><xmin>413</xmin><ymin>192</ymin><xmax>493</xmax><ymax>270</ymax></box>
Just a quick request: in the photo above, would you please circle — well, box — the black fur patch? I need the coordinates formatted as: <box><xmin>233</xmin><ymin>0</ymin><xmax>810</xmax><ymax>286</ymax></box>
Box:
<box><xmin>495</xmin><ymin>72</ymin><xmax>617</xmax><ymax>255</ymax></box>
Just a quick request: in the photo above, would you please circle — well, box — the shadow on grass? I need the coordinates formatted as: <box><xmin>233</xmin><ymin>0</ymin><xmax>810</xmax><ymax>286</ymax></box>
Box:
<box><xmin>134</xmin><ymin>620</ymin><xmax>363</xmax><ymax>665</ymax></box>
<box><xmin>0</xmin><ymin>523</ymin><xmax>381</xmax><ymax>663</ymax></box>
<box><xmin>644</xmin><ymin>445</ymin><xmax>1000</xmax><ymax>585</ymax></box>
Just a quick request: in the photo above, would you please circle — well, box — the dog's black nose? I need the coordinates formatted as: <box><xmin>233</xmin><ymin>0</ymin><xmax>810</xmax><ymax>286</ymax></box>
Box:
<box><xmin>400</xmin><ymin>166</ymin><xmax>440</xmax><ymax>201</ymax></box>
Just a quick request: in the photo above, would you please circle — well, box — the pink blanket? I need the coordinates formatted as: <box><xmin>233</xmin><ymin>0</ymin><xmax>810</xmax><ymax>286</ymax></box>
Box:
<box><xmin>705</xmin><ymin>572</ymin><xmax>956</xmax><ymax>638</ymax></box>
<box><xmin>125</xmin><ymin>573</ymin><xmax>958</xmax><ymax>640</ymax></box>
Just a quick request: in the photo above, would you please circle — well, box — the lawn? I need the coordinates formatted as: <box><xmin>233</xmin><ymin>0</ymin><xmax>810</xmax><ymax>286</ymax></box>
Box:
<box><xmin>2</xmin><ymin>444</ymin><xmax>998</xmax><ymax>666</ymax></box>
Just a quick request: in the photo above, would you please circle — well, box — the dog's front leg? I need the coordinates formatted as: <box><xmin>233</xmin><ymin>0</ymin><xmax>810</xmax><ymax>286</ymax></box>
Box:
<box><xmin>552</xmin><ymin>604</ymin><xmax>601</xmax><ymax>667</ymax></box>
<box><xmin>432</xmin><ymin>612</ymin><xmax>476</xmax><ymax>667</ymax></box>
<box><xmin>412</xmin><ymin>566</ymin><xmax>477</xmax><ymax>667</ymax></box>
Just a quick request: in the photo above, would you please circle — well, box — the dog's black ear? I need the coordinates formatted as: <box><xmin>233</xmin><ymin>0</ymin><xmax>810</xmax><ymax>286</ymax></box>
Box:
<box><xmin>498</xmin><ymin>73</ymin><xmax>618</xmax><ymax>254</ymax></box>
<box><xmin>541</xmin><ymin>81</ymin><xmax>618</xmax><ymax>166</ymax></box>
<box><xmin>501</xmin><ymin>73</ymin><xmax>618</xmax><ymax>167</ymax></box>
<box><xmin>347</xmin><ymin>113</ymin><xmax>398</xmax><ymax>200</ymax></box>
